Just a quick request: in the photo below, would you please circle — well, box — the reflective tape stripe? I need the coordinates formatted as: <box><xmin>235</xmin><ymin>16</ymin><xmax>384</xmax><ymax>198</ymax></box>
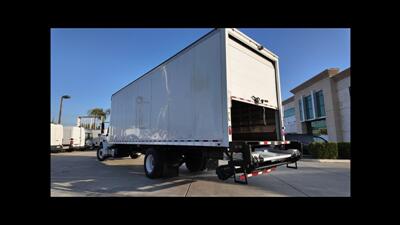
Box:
<box><xmin>239</xmin><ymin>167</ymin><xmax>277</xmax><ymax>180</ymax></box>
<box><xmin>259</xmin><ymin>141</ymin><xmax>290</xmax><ymax>145</ymax></box>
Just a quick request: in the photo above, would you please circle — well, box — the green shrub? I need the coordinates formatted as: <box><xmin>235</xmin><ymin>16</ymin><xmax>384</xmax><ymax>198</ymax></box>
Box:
<box><xmin>309</xmin><ymin>142</ymin><xmax>338</xmax><ymax>159</ymax></box>
<box><xmin>308</xmin><ymin>142</ymin><xmax>322</xmax><ymax>158</ymax></box>
<box><xmin>337</xmin><ymin>142</ymin><xmax>351</xmax><ymax>159</ymax></box>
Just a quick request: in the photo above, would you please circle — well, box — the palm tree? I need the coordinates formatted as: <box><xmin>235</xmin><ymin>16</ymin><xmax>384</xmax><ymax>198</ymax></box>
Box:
<box><xmin>87</xmin><ymin>108</ymin><xmax>111</xmax><ymax>123</ymax></box>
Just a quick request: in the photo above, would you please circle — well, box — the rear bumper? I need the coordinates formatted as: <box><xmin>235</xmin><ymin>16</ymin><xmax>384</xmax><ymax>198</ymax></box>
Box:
<box><xmin>250</xmin><ymin>149</ymin><xmax>301</xmax><ymax>170</ymax></box>
<box><xmin>216</xmin><ymin>141</ymin><xmax>302</xmax><ymax>183</ymax></box>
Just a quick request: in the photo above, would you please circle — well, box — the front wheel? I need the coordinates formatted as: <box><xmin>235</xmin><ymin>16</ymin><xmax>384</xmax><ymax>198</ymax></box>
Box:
<box><xmin>97</xmin><ymin>148</ymin><xmax>107</xmax><ymax>161</ymax></box>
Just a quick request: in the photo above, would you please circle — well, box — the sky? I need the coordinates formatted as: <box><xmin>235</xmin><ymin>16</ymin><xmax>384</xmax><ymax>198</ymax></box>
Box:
<box><xmin>51</xmin><ymin>28</ymin><xmax>350</xmax><ymax>126</ymax></box>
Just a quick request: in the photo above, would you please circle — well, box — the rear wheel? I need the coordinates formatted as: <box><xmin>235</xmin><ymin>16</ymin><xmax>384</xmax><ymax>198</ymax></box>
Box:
<box><xmin>130</xmin><ymin>152</ymin><xmax>142</xmax><ymax>159</ymax></box>
<box><xmin>185</xmin><ymin>151</ymin><xmax>206</xmax><ymax>172</ymax></box>
<box><xmin>144</xmin><ymin>149</ymin><xmax>164</xmax><ymax>178</ymax></box>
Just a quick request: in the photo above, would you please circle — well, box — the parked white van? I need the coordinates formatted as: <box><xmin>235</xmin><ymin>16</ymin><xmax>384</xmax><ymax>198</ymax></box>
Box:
<box><xmin>63</xmin><ymin>126</ymin><xmax>85</xmax><ymax>150</ymax></box>
<box><xmin>51</xmin><ymin>123</ymin><xmax>63</xmax><ymax>152</ymax></box>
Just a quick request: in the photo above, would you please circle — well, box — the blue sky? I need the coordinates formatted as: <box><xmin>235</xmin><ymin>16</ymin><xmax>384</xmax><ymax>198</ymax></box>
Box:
<box><xmin>51</xmin><ymin>28</ymin><xmax>350</xmax><ymax>126</ymax></box>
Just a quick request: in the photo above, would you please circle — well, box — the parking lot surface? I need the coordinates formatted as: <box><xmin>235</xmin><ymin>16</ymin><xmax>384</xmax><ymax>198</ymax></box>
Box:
<box><xmin>51</xmin><ymin>151</ymin><xmax>350</xmax><ymax>197</ymax></box>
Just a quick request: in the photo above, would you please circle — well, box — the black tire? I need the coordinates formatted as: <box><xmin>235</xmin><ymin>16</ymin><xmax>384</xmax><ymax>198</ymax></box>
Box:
<box><xmin>185</xmin><ymin>151</ymin><xmax>206</xmax><ymax>172</ymax></box>
<box><xmin>144</xmin><ymin>149</ymin><xmax>164</xmax><ymax>179</ymax></box>
<box><xmin>97</xmin><ymin>148</ymin><xmax>106</xmax><ymax>161</ymax></box>
<box><xmin>130</xmin><ymin>152</ymin><xmax>141</xmax><ymax>159</ymax></box>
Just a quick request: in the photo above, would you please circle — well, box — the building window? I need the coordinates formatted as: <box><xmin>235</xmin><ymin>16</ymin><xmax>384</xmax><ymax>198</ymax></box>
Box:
<box><xmin>314</xmin><ymin>90</ymin><xmax>326</xmax><ymax>117</ymax></box>
<box><xmin>284</xmin><ymin>108</ymin><xmax>295</xmax><ymax>118</ymax></box>
<box><xmin>304</xmin><ymin>95</ymin><xmax>314</xmax><ymax>120</ymax></box>
<box><xmin>299</xmin><ymin>100</ymin><xmax>304</xmax><ymax>121</ymax></box>
<box><xmin>311</xmin><ymin>119</ymin><xmax>328</xmax><ymax>136</ymax></box>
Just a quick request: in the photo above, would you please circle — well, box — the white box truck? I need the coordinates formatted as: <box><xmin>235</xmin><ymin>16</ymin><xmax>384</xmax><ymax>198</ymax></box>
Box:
<box><xmin>98</xmin><ymin>28</ymin><xmax>301</xmax><ymax>184</ymax></box>
<box><xmin>51</xmin><ymin>123</ymin><xmax>63</xmax><ymax>152</ymax></box>
<box><xmin>62</xmin><ymin>126</ymin><xmax>85</xmax><ymax>150</ymax></box>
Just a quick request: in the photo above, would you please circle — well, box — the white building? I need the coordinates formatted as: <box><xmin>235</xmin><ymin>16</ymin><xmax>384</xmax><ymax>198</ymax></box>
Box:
<box><xmin>282</xmin><ymin>96</ymin><xmax>297</xmax><ymax>134</ymax></box>
<box><xmin>282</xmin><ymin>67</ymin><xmax>350</xmax><ymax>142</ymax></box>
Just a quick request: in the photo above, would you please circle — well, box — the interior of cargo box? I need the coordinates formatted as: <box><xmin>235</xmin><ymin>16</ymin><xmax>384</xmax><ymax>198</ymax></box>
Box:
<box><xmin>231</xmin><ymin>100</ymin><xmax>277</xmax><ymax>141</ymax></box>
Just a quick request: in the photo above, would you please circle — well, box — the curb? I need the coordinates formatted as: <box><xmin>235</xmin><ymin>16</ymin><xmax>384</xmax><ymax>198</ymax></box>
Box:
<box><xmin>300</xmin><ymin>159</ymin><xmax>350</xmax><ymax>163</ymax></box>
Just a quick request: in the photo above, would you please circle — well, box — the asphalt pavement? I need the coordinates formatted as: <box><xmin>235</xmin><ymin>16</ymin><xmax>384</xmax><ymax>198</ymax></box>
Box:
<box><xmin>51</xmin><ymin>151</ymin><xmax>350</xmax><ymax>197</ymax></box>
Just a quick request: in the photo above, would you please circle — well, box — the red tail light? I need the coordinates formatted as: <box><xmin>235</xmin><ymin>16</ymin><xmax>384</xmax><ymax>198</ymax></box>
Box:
<box><xmin>228</xmin><ymin>126</ymin><xmax>232</xmax><ymax>135</ymax></box>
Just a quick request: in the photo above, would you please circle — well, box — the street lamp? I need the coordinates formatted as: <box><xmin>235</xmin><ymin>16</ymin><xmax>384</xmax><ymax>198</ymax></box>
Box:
<box><xmin>58</xmin><ymin>95</ymin><xmax>71</xmax><ymax>124</ymax></box>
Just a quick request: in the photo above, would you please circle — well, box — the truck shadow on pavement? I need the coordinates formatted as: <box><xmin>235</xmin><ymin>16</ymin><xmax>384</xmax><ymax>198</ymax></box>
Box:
<box><xmin>51</xmin><ymin>175</ymin><xmax>195</xmax><ymax>195</ymax></box>
<box><xmin>51</xmin><ymin>154</ymin><xmax>211</xmax><ymax>195</ymax></box>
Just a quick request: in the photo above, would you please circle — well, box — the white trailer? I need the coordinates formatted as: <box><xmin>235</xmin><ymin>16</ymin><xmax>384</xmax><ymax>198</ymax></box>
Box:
<box><xmin>51</xmin><ymin>123</ymin><xmax>63</xmax><ymax>152</ymax></box>
<box><xmin>98</xmin><ymin>28</ymin><xmax>301</xmax><ymax>183</ymax></box>
<box><xmin>63</xmin><ymin>126</ymin><xmax>85</xmax><ymax>150</ymax></box>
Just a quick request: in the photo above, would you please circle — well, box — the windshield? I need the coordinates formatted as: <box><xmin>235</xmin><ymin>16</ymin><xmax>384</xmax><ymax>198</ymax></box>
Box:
<box><xmin>313</xmin><ymin>137</ymin><xmax>325</xmax><ymax>143</ymax></box>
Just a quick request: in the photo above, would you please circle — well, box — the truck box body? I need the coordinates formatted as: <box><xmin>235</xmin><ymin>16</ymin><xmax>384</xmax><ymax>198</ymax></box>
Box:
<box><xmin>109</xmin><ymin>28</ymin><xmax>284</xmax><ymax>148</ymax></box>
<box><xmin>51</xmin><ymin>123</ymin><xmax>63</xmax><ymax>150</ymax></box>
<box><xmin>63</xmin><ymin>126</ymin><xmax>85</xmax><ymax>148</ymax></box>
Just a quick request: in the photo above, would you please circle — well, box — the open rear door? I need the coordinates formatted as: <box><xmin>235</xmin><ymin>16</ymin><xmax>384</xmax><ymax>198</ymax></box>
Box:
<box><xmin>226</xmin><ymin>33</ymin><xmax>278</xmax><ymax>110</ymax></box>
<box><xmin>226</xmin><ymin>31</ymin><xmax>283</xmax><ymax>141</ymax></box>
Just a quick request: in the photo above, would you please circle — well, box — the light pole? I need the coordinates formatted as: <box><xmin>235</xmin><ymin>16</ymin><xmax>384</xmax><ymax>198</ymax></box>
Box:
<box><xmin>58</xmin><ymin>95</ymin><xmax>71</xmax><ymax>124</ymax></box>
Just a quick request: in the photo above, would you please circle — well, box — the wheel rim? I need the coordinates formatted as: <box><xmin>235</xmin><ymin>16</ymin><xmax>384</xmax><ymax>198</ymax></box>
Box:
<box><xmin>145</xmin><ymin>154</ymin><xmax>154</xmax><ymax>173</ymax></box>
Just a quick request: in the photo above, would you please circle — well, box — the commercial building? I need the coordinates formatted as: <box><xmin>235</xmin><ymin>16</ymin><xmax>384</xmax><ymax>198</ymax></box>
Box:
<box><xmin>282</xmin><ymin>96</ymin><xmax>297</xmax><ymax>134</ymax></box>
<box><xmin>282</xmin><ymin>67</ymin><xmax>350</xmax><ymax>142</ymax></box>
